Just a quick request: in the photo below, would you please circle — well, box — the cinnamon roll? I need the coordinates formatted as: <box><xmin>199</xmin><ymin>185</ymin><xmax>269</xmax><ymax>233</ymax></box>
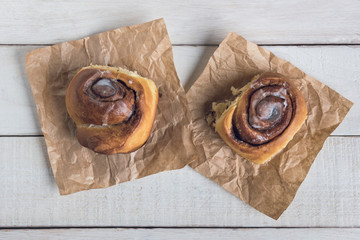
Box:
<box><xmin>65</xmin><ymin>65</ymin><xmax>158</xmax><ymax>154</ymax></box>
<box><xmin>208</xmin><ymin>73</ymin><xmax>307</xmax><ymax>164</ymax></box>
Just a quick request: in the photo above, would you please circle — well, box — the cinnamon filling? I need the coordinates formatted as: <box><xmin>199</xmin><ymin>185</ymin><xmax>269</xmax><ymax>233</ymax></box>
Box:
<box><xmin>233</xmin><ymin>82</ymin><xmax>294</xmax><ymax>145</ymax></box>
<box><xmin>91</xmin><ymin>79</ymin><xmax>119</xmax><ymax>98</ymax></box>
<box><xmin>75</xmin><ymin>68</ymin><xmax>138</xmax><ymax>125</ymax></box>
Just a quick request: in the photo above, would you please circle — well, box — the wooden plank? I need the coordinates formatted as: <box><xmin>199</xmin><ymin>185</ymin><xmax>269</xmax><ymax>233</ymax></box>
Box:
<box><xmin>0</xmin><ymin>46</ymin><xmax>40</xmax><ymax>135</ymax></box>
<box><xmin>1</xmin><ymin>45</ymin><xmax>358</xmax><ymax>135</ymax></box>
<box><xmin>0</xmin><ymin>0</ymin><xmax>359</xmax><ymax>45</ymax></box>
<box><xmin>0</xmin><ymin>137</ymin><xmax>359</xmax><ymax>227</ymax></box>
<box><xmin>1</xmin><ymin>228</ymin><xmax>360</xmax><ymax>240</ymax></box>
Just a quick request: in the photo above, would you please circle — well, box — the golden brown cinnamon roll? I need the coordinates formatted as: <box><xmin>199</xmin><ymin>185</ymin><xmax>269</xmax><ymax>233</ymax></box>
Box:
<box><xmin>65</xmin><ymin>65</ymin><xmax>158</xmax><ymax>154</ymax></box>
<box><xmin>208</xmin><ymin>73</ymin><xmax>307</xmax><ymax>164</ymax></box>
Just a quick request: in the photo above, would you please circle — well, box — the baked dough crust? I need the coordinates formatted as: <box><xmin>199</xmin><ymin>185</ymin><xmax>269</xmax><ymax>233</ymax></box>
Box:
<box><xmin>65</xmin><ymin>65</ymin><xmax>158</xmax><ymax>154</ymax></box>
<box><xmin>213</xmin><ymin>73</ymin><xmax>307</xmax><ymax>164</ymax></box>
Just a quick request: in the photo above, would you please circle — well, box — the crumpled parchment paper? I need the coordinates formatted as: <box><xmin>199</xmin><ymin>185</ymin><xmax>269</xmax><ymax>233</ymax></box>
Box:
<box><xmin>25</xmin><ymin>18</ymin><xmax>197</xmax><ymax>195</ymax></box>
<box><xmin>187</xmin><ymin>32</ymin><xmax>353</xmax><ymax>219</ymax></box>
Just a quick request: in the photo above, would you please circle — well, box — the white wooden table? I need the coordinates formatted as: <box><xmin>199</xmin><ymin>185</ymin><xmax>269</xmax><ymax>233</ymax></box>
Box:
<box><xmin>1</xmin><ymin>0</ymin><xmax>359</xmax><ymax>239</ymax></box>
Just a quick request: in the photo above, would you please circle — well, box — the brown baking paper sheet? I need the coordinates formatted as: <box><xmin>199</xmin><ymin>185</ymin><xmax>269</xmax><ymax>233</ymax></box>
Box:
<box><xmin>187</xmin><ymin>32</ymin><xmax>353</xmax><ymax>219</ymax></box>
<box><xmin>25</xmin><ymin>18</ymin><xmax>197</xmax><ymax>195</ymax></box>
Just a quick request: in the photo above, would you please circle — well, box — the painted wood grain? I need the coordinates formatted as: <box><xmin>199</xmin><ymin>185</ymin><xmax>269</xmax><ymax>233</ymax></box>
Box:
<box><xmin>0</xmin><ymin>137</ymin><xmax>359</xmax><ymax>227</ymax></box>
<box><xmin>0</xmin><ymin>45</ymin><xmax>358</xmax><ymax>135</ymax></box>
<box><xmin>1</xmin><ymin>228</ymin><xmax>360</xmax><ymax>240</ymax></box>
<box><xmin>0</xmin><ymin>0</ymin><xmax>359</xmax><ymax>45</ymax></box>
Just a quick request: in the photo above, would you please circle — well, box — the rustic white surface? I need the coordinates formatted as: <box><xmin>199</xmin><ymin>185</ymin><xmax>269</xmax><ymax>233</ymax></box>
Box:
<box><xmin>1</xmin><ymin>228</ymin><xmax>360</xmax><ymax>240</ymax></box>
<box><xmin>1</xmin><ymin>0</ymin><xmax>359</xmax><ymax>234</ymax></box>
<box><xmin>0</xmin><ymin>0</ymin><xmax>359</xmax><ymax>45</ymax></box>
<box><xmin>0</xmin><ymin>45</ymin><xmax>358</xmax><ymax>135</ymax></box>
<box><xmin>0</xmin><ymin>137</ymin><xmax>359</xmax><ymax>227</ymax></box>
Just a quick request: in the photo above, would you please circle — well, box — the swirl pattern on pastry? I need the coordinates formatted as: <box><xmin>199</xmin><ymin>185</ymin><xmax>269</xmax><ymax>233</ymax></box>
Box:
<box><xmin>65</xmin><ymin>65</ymin><xmax>158</xmax><ymax>154</ymax></box>
<box><xmin>213</xmin><ymin>72</ymin><xmax>307</xmax><ymax>164</ymax></box>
